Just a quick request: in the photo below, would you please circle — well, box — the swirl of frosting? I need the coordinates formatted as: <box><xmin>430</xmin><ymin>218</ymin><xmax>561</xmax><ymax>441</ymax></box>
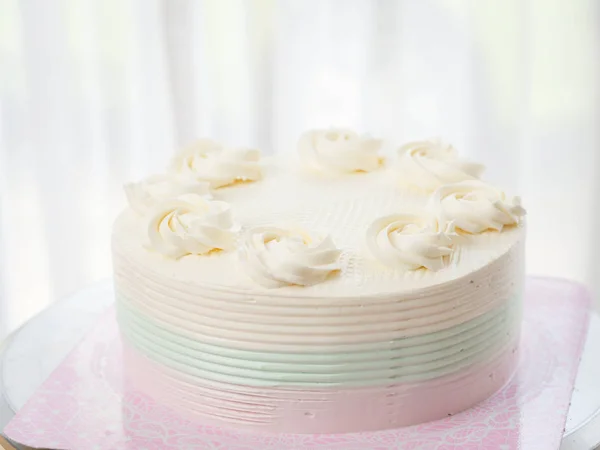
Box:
<box><xmin>147</xmin><ymin>193</ymin><xmax>239</xmax><ymax>259</ymax></box>
<box><xmin>298</xmin><ymin>128</ymin><xmax>383</xmax><ymax>173</ymax></box>
<box><xmin>431</xmin><ymin>180</ymin><xmax>526</xmax><ymax>233</ymax></box>
<box><xmin>124</xmin><ymin>174</ymin><xmax>211</xmax><ymax>215</ymax></box>
<box><xmin>171</xmin><ymin>139</ymin><xmax>262</xmax><ymax>188</ymax></box>
<box><xmin>396</xmin><ymin>139</ymin><xmax>485</xmax><ymax>191</ymax></box>
<box><xmin>239</xmin><ymin>226</ymin><xmax>342</xmax><ymax>288</ymax></box>
<box><xmin>366</xmin><ymin>213</ymin><xmax>455</xmax><ymax>271</ymax></box>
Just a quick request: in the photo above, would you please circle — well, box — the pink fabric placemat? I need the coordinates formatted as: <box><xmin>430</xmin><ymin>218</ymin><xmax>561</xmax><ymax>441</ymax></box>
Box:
<box><xmin>4</xmin><ymin>277</ymin><xmax>591</xmax><ymax>450</ymax></box>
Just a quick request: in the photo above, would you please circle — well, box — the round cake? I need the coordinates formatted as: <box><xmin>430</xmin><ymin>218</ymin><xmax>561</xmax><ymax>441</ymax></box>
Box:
<box><xmin>113</xmin><ymin>132</ymin><xmax>526</xmax><ymax>433</ymax></box>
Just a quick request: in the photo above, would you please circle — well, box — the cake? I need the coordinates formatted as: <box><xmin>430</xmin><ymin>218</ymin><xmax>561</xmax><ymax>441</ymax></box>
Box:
<box><xmin>113</xmin><ymin>130</ymin><xmax>526</xmax><ymax>434</ymax></box>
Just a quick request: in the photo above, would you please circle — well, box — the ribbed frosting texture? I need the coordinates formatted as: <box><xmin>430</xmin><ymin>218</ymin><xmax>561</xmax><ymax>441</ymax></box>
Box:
<box><xmin>123</xmin><ymin>338</ymin><xmax>520</xmax><ymax>433</ymax></box>
<box><xmin>114</xmin><ymin>234</ymin><xmax>523</xmax><ymax>384</ymax></box>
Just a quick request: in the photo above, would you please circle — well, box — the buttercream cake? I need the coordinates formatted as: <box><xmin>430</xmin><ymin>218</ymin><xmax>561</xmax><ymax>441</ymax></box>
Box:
<box><xmin>113</xmin><ymin>130</ymin><xmax>526</xmax><ymax>433</ymax></box>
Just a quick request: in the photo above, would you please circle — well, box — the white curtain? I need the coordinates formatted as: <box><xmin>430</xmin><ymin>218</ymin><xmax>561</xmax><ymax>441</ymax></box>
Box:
<box><xmin>1</xmin><ymin>0</ymin><xmax>599</xmax><ymax>338</ymax></box>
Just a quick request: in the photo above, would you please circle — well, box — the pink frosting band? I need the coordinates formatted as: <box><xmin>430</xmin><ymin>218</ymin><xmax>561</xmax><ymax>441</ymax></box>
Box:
<box><xmin>123</xmin><ymin>338</ymin><xmax>519</xmax><ymax>434</ymax></box>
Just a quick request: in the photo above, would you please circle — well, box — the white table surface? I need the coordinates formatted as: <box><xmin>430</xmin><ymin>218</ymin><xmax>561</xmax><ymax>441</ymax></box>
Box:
<box><xmin>1</xmin><ymin>280</ymin><xmax>599</xmax><ymax>450</ymax></box>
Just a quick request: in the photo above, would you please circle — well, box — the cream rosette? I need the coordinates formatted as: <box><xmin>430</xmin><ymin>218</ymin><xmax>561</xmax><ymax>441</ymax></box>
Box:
<box><xmin>124</xmin><ymin>173</ymin><xmax>211</xmax><ymax>215</ymax></box>
<box><xmin>147</xmin><ymin>193</ymin><xmax>239</xmax><ymax>259</ymax></box>
<box><xmin>366</xmin><ymin>213</ymin><xmax>456</xmax><ymax>271</ymax></box>
<box><xmin>239</xmin><ymin>226</ymin><xmax>342</xmax><ymax>288</ymax></box>
<box><xmin>396</xmin><ymin>139</ymin><xmax>484</xmax><ymax>192</ymax></box>
<box><xmin>431</xmin><ymin>180</ymin><xmax>526</xmax><ymax>234</ymax></box>
<box><xmin>171</xmin><ymin>139</ymin><xmax>262</xmax><ymax>188</ymax></box>
<box><xmin>298</xmin><ymin>128</ymin><xmax>383</xmax><ymax>173</ymax></box>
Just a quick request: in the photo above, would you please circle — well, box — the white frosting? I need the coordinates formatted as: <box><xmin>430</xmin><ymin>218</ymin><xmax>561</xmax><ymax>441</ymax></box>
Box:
<box><xmin>396</xmin><ymin>139</ymin><xmax>484</xmax><ymax>191</ymax></box>
<box><xmin>114</xmin><ymin>160</ymin><xmax>524</xmax><ymax>295</ymax></box>
<box><xmin>239</xmin><ymin>226</ymin><xmax>342</xmax><ymax>288</ymax></box>
<box><xmin>298</xmin><ymin>129</ymin><xmax>383</xmax><ymax>173</ymax></box>
<box><xmin>147</xmin><ymin>193</ymin><xmax>238</xmax><ymax>259</ymax></box>
<box><xmin>431</xmin><ymin>180</ymin><xmax>526</xmax><ymax>234</ymax></box>
<box><xmin>124</xmin><ymin>174</ymin><xmax>211</xmax><ymax>215</ymax></box>
<box><xmin>171</xmin><ymin>139</ymin><xmax>262</xmax><ymax>188</ymax></box>
<box><xmin>366</xmin><ymin>213</ymin><xmax>455</xmax><ymax>271</ymax></box>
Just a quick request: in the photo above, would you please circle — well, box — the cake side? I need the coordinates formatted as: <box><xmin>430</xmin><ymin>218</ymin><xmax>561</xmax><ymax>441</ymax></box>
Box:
<box><xmin>114</xmin><ymin>213</ymin><xmax>524</xmax><ymax>432</ymax></box>
<box><xmin>122</xmin><ymin>337</ymin><xmax>519</xmax><ymax>433</ymax></box>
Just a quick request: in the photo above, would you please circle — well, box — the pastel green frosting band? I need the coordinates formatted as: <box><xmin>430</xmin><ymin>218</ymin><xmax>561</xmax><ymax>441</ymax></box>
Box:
<box><xmin>118</xmin><ymin>294</ymin><xmax>521</xmax><ymax>388</ymax></box>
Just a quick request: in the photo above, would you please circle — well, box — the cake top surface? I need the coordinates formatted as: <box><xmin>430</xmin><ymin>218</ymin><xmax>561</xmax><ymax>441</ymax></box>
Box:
<box><xmin>114</xmin><ymin>134</ymin><xmax>525</xmax><ymax>298</ymax></box>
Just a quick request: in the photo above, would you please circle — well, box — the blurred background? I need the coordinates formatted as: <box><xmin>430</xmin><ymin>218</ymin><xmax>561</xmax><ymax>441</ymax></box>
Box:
<box><xmin>0</xmin><ymin>0</ymin><xmax>599</xmax><ymax>339</ymax></box>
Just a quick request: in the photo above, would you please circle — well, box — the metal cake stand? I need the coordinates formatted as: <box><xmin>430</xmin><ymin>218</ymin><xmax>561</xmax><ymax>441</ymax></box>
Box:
<box><xmin>1</xmin><ymin>280</ymin><xmax>599</xmax><ymax>450</ymax></box>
